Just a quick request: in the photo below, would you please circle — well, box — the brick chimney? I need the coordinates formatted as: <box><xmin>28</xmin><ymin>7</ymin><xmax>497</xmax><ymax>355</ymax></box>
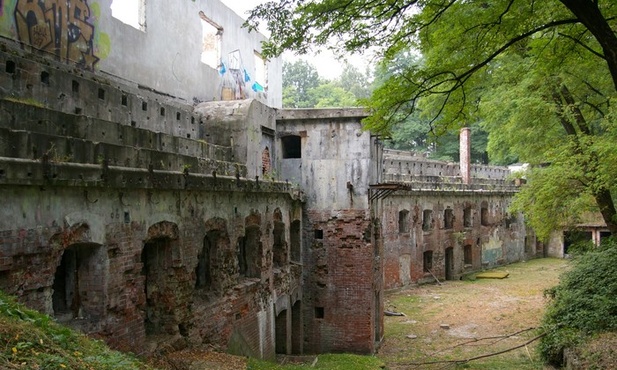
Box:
<box><xmin>460</xmin><ymin>127</ymin><xmax>471</xmax><ymax>185</ymax></box>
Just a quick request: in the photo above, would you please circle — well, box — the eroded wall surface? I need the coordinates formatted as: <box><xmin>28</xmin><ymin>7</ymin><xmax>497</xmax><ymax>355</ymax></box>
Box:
<box><xmin>0</xmin><ymin>0</ymin><xmax>282</xmax><ymax>107</ymax></box>
<box><xmin>0</xmin><ymin>43</ymin><xmax>299</xmax><ymax>358</ymax></box>
<box><xmin>379</xmin><ymin>152</ymin><xmax>541</xmax><ymax>289</ymax></box>
<box><xmin>277</xmin><ymin>109</ymin><xmax>384</xmax><ymax>354</ymax></box>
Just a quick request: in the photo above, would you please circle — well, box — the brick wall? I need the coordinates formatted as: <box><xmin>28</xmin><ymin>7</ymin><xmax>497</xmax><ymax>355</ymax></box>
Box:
<box><xmin>303</xmin><ymin>209</ymin><xmax>381</xmax><ymax>354</ymax></box>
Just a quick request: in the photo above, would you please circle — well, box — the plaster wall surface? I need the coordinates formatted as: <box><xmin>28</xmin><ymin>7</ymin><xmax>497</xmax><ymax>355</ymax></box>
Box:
<box><xmin>275</xmin><ymin>109</ymin><xmax>384</xmax><ymax>354</ymax></box>
<box><xmin>0</xmin><ymin>0</ymin><xmax>282</xmax><ymax>108</ymax></box>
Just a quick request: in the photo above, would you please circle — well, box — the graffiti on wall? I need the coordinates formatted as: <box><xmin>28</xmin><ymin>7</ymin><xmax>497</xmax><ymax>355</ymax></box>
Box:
<box><xmin>13</xmin><ymin>0</ymin><xmax>99</xmax><ymax>70</ymax></box>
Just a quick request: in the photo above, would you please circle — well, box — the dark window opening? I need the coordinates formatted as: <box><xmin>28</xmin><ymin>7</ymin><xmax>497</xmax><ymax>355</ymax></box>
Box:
<box><xmin>423</xmin><ymin>250</ymin><xmax>433</xmax><ymax>272</ymax></box>
<box><xmin>142</xmin><ymin>101</ymin><xmax>148</xmax><ymax>111</ymax></box>
<box><xmin>314</xmin><ymin>307</ymin><xmax>324</xmax><ymax>319</ymax></box>
<box><xmin>463</xmin><ymin>206</ymin><xmax>472</xmax><ymax>228</ymax></box>
<box><xmin>481</xmin><ymin>203</ymin><xmax>489</xmax><ymax>226</ymax></box>
<box><xmin>273</xmin><ymin>221</ymin><xmax>287</xmax><ymax>267</ymax></box>
<box><xmin>444</xmin><ymin>208</ymin><xmax>454</xmax><ymax>229</ymax></box>
<box><xmin>240</xmin><ymin>226</ymin><xmax>262</xmax><ymax>278</ymax></box>
<box><xmin>290</xmin><ymin>220</ymin><xmax>301</xmax><ymax>262</ymax></box>
<box><xmin>72</xmin><ymin>80</ymin><xmax>80</xmax><ymax>94</ymax></box>
<box><xmin>5</xmin><ymin>60</ymin><xmax>15</xmax><ymax>74</ymax></box>
<box><xmin>237</xmin><ymin>237</ymin><xmax>247</xmax><ymax>277</ymax></box>
<box><xmin>314</xmin><ymin>229</ymin><xmax>324</xmax><ymax>239</ymax></box>
<box><xmin>98</xmin><ymin>88</ymin><xmax>105</xmax><ymax>100</ymax></box>
<box><xmin>422</xmin><ymin>210</ymin><xmax>433</xmax><ymax>231</ymax></box>
<box><xmin>176</xmin><ymin>112</ymin><xmax>181</xmax><ymax>120</ymax></box>
<box><xmin>40</xmin><ymin>71</ymin><xmax>50</xmax><ymax>85</ymax></box>
<box><xmin>121</xmin><ymin>94</ymin><xmax>128</xmax><ymax>106</ymax></box>
<box><xmin>282</xmin><ymin>136</ymin><xmax>301</xmax><ymax>159</ymax></box>
<box><xmin>196</xmin><ymin>231</ymin><xmax>219</xmax><ymax>290</ymax></box>
<box><xmin>464</xmin><ymin>244</ymin><xmax>472</xmax><ymax>265</ymax></box>
<box><xmin>160</xmin><ymin>107</ymin><xmax>165</xmax><ymax>116</ymax></box>
<box><xmin>398</xmin><ymin>210</ymin><xmax>409</xmax><ymax>233</ymax></box>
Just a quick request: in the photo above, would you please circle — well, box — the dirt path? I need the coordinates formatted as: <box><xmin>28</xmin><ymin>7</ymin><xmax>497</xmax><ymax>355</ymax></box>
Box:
<box><xmin>378</xmin><ymin>258</ymin><xmax>569</xmax><ymax>370</ymax></box>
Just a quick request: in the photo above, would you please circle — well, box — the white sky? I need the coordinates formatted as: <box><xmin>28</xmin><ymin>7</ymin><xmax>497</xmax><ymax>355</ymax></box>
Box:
<box><xmin>220</xmin><ymin>0</ymin><xmax>370</xmax><ymax>80</ymax></box>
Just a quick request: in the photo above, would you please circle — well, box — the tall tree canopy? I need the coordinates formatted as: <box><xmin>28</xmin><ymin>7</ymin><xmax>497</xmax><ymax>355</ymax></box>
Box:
<box><xmin>248</xmin><ymin>1</ymin><xmax>617</xmax><ymax>237</ymax></box>
<box><xmin>282</xmin><ymin>60</ymin><xmax>370</xmax><ymax>108</ymax></box>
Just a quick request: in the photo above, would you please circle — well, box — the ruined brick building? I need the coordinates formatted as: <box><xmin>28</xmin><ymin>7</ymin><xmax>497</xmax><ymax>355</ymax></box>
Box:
<box><xmin>0</xmin><ymin>0</ymin><xmax>540</xmax><ymax>360</ymax></box>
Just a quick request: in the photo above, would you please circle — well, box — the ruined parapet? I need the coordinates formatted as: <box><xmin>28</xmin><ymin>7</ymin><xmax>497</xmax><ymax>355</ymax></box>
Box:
<box><xmin>382</xmin><ymin>148</ymin><xmax>513</xmax><ymax>189</ymax></box>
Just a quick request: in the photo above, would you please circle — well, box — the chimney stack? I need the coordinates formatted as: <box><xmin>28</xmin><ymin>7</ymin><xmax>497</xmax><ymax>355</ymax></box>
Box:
<box><xmin>460</xmin><ymin>127</ymin><xmax>471</xmax><ymax>185</ymax></box>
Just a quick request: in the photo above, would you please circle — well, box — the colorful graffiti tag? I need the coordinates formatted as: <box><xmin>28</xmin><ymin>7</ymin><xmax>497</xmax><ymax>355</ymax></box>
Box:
<box><xmin>13</xmin><ymin>0</ymin><xmax>99</xmax><ymax>70</ymax></box>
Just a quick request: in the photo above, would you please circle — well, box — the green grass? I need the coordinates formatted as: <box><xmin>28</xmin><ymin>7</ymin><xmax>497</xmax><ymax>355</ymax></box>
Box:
<box><xmin>0</xmin><ymin>290</ymin><xmax>152</xmax><ymax>370</ymax></box>
<box><xmin>248</xmin><ymin>353</ymin><xmax>385</xmax><ymax>370</ymax></box>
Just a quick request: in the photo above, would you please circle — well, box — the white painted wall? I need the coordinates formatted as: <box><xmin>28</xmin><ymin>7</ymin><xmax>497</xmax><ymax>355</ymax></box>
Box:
<box><xmin>97</xmin><ymin>0</ymin><xmax>282</xmax><ymax>107</ymax></box>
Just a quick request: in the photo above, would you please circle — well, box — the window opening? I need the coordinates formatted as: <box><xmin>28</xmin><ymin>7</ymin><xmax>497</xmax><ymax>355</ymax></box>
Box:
<box><xmin>199</xmin><ymin>11</ymin><xmax>222</xmax><ymax>69</ymax></box>
<box><xmin>481</xmin><ymin>202</ymin><xmax>489</xmax><ymax>226</ymax></box>
<box><xmin>254</xmin><ymin>51</ymin><xmax>267</xmax><ymax>92</ymax></box>
<box><xmin>314</xmin><ymin>229</ymin><xmax>324</xmax><ymax>239</ymax></box>
<box><xmin>111</xmin><ymin>0</ymin><xmax>145</xmax><ymax>31</ymax></box>
<box><xmin>463</xmin><ymin>206</ymin><xmax>472</xmax><ymax>228</ymax></box>
<box><xmin>422</xmin><ymin>210</ymin><xmax>433</xmax><ymax>231</ymax></box>
<box><xmin>290</xmin><ymin>220</ymin><xmax>301</xmax><ymax>262</ymax></box>
<box><xmin>398</xmin><ymin>210</ymin><xmax>410</xmax><ymax>233</ymax></box>
<box><xmin>273</xmin><ymin>221</ymin><xmax>287</xmax><ymax>267</ymax></box>
<box><xmin>196</xmin><ymin>231</ymin><xmax>219</xmax><ymax>290</ymax></box>
<box><xmin>281</xmin><ymin>136</ymin><xmax>302</xmax><ymax>159</ymax></box>
<box><xmin>262</xmin><ymin>147</ymin><xmax>271</xmax><ymax>175</ymax></box>
<box><xmin>242</xmin><ymin>226</ymin><xmax>262</xmax><ymax>278</ymax></box>
<box><xmin>464</xmin><ymin>244</ymin><xmax>472</xmax><ymax>265</ymax></box>
<box><xmin>314</xmin><ymin>307</ymin><xmax>324</xmax><ymax>319</ymax></box>
<box><xmin>444</xmin><ymin>208</ymin><xmax>454</xmax><ymax>229</ymax></box>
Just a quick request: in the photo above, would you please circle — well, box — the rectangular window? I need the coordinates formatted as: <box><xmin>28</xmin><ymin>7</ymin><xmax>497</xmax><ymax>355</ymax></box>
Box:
<box><xmin>254</xmin><ymin>51</ymin><xmax>267</xmax><ymax>92</ymax></box>
<box><xmin>314</xmin><ymin>229</ymin><xmax>324</xmax><ymax>239</ymax></box>
<box><xmin>111</xmin><ymin>0</ymin><xmax>145</xmax><ymax>31</ymax></box>
<box><xmin>464</xmin><ymin>245</ymin><xmax>472</xmax><ymax>265</ymax></box>
<box><xmin>422</xmin><ymin>210</ymin><xmax>433</xmax><ymax>231</ymax></box>
<box><xmin>444</xmin><ymin>208</ymin><xmax>454</xmax><ymax>229</ymax></box>
<box><xmin>399</xmin><ymin>210</ymin><xmax>410</xmax><ymax>233</ymax></box>
<box><xmin>199</xmin><ymin>12</ymin><xmax>223</xmax><ymax>69</ymax></box>
<box><xmin>463</xmin><ymin>206</ymin><xmax>472</xmax><ymax>228</ymax></box>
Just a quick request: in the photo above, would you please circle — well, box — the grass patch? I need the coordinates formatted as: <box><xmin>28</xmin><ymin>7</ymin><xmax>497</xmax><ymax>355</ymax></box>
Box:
<box><xmin>0</xmin><ymin>290</ymin><xmax>152</xmax><ymax>370</ymax></box>
<box><xmin>248</xmin><ymin>353</ymin><xmax>385</xmax><ymax>370</ymax></box>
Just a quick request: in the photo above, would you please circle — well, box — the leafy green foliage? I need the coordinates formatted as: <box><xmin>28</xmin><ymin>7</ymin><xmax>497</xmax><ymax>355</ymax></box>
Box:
<box><xmin>0</xmin><ymin>290</ymin><xmax>152</xmax><ymax>370</ymax></box>
<box><xmin>539</xmin><ymin>240</ymin><xmax>617</xmax><ymax>366</ymax></box>
<box><xmin>282</xmin><ymin>60</ymin><xmax>370</xmax><ymax>108</ymax></box>
<box><xmin>250</xmin><ymin>0</ymin><xmax>617</xmax><ymax>234</ymax></box>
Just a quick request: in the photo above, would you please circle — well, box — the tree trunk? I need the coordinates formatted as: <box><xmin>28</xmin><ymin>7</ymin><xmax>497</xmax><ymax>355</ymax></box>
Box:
<box><xmin>594</xmin><ymin>188</ymin><xmax>617</xmax><ymax>235</ymax></box>
<box><xmin>559</xmin><ymin>0</ymin><xmax>617</xmax><ymax>91</ymax></box>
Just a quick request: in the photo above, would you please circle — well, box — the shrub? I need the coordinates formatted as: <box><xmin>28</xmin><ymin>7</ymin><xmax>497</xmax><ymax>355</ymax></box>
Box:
<box><xmin>539</xmin><ymin>239</ymin><xmax>617</xmax><ymax>366</ymax></box>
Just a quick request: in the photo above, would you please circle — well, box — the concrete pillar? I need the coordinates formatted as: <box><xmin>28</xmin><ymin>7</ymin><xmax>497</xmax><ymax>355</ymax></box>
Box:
<box><xmin>460</xmin><ymin>127</ymin><xmax>471</xmax><ymax>184</ymax></box>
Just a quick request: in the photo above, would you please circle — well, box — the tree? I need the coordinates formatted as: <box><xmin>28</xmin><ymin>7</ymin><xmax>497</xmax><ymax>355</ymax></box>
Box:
<box><xmin>282</xmin><ymin>60</ymin><xmax>369</xmax><ymax>108</ymax></box>
<box><xmin>282</xmin><ymin>60</ymin><xmax>320</xmax><ymax>108</ymax></box>
<box><xmin>248</xmin><ymin>1</ymin><xmax>617</xmax><ymax>236</ymax></box>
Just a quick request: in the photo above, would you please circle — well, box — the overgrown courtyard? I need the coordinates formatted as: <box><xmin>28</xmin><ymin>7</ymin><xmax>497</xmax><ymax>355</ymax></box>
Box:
<box><xmin>379</xmin><ymin>258</ymin><xmax>569</xmax><ymax>369</ymax></box>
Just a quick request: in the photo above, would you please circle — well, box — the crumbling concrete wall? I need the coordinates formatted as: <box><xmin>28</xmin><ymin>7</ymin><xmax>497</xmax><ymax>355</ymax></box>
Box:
<box><xmin>0</xmin><ymin>43</ymin><xmax>301</xmax><ymax>358</ymax></box>
<box><xmin>276</xmin><ymin>109</ymin><xmax>384</xmax><ymax>354</ymax></box>
<box><xmin>0</xmin><ymin>0</ymin><xmax>282</xmax><ymax>108</ymax></box>
<box><xmin>380</xmin><ymin>160</ymin><xmax>539</xmax><ymax>289</ymax></box>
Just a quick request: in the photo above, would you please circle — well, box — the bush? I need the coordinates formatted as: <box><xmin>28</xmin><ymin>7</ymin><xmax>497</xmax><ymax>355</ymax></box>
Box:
<box><xmin>539</xmin><ymin>239</ymin><xmax>617</xmax><ymax>366</ymax></box>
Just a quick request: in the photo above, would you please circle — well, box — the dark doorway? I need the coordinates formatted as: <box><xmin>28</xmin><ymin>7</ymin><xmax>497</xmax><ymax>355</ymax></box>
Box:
<box><xmin>275</xmin><ymin>309</ymin><xmax>288</xmax><ymax>354</ymax></box>
<box><xmin>445</xmin><ymin>247</ymin><xmax>454</xmax><ymax>280</ymax></box>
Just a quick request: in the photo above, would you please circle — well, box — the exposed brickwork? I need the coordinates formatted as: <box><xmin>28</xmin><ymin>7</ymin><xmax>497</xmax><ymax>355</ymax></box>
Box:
<box><xmin>303</xmin><ymin>209</ymin><xmax>381</xmax><ymax>354</ymax></box>
<box><xmin>381</xmin><ymin>192</ymin><xmax>535</xmax><ymax>289</ymax></box>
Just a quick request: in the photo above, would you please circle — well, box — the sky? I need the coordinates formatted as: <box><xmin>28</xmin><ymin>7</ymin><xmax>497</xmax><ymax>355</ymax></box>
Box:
<box><xmin>220</xmin><ymin>0</ymin><xmax>370</xmax><ymax>80</ymax></box>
